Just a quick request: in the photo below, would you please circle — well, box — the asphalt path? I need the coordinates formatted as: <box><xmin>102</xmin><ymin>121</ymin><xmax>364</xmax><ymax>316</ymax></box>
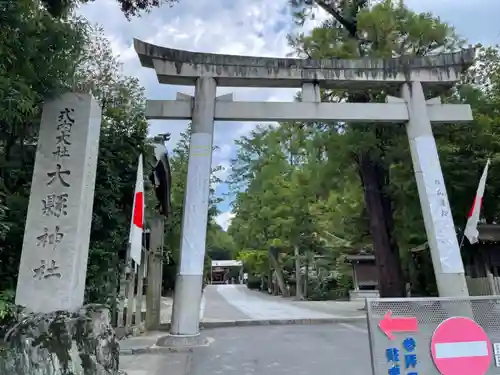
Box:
<box><xmin>120</xmin><ymin>323</ymin><xmax>372</xmax><ymax>375</ymax></box>
<box><xmin>190</xmin><ymin>322</ymin><xmax>372</xmax><ymax>375</ymax></box>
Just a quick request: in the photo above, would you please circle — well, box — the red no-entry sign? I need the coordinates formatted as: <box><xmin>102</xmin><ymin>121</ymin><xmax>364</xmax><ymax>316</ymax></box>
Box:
<box><xmin>431</xmin><ymin>317</ymin><xmax>492</xmax><ymax>375</ymax></box>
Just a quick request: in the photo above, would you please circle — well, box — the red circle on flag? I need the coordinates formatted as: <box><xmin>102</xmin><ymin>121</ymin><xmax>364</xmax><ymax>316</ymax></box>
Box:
<box><xmin>133</xmin><ymin>192</ymin><xmax>144</xmax><ymax>229</ymax></box>
<box><xmin>431</xmin><ymin>317</ymin><xmax>492</xmax><ymax>375</ymax></box>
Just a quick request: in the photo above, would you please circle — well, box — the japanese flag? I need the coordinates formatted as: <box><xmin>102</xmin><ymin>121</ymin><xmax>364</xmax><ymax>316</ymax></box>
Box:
<box><xmin>129</xmin><ymin>154</ymin><xmax>144</xmax><ymax>266</ymax></box>
<box><xmin>464</xmin><ymin>159</ymin><xmax>490</xmax><ymax>245</ymax></box>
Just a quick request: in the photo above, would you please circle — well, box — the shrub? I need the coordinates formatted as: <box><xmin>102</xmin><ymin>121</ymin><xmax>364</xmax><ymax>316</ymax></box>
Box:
<box><xmin>0</xmin><ymin>290</ymin><xmax>16</xmax><ymax>339</ymax></box>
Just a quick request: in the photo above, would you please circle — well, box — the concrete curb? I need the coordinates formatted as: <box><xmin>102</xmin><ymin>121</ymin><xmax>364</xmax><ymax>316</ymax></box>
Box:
<box><xmin>120</xmin><ymin>346</ymin><xmax>196</xmax><ymax>355</ymax></box>
<box><xmin>157</xmin><ymin>316</ymin><xmax>366</xmax><ymax>331</ymax></box>
<box><xmin>199</xmin><ymin>316</ymin><xmax>366</xmax><ymax>329</ymax></box>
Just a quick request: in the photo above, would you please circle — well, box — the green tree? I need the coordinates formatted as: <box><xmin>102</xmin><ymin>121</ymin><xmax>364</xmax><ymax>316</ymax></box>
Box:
<box><xmin>0</xmin><ymin>7</ymin><xmax>151</xmax><ymax>307</ymax></box>
<box><xmin>229</xmin><ymin>122</ymin><xmax>360</xmax><ymax>298</ymax></box>
<box><xmin>288</xmin><ymin>0</ymin><xmax>465</xmax><ymax>296</ymax></box>
<box><xmin>207</xmin><ymin>223</ymin><xmax>236</xmax><ymax>260</ymax></box>
<box><xmin>41</xmin><ymin>0</ymin><xmax>178</xmax><ymax>19</ymax></box>
<box><xmin>77</xmin><ymin>27</ymin><xmax>151</xmax><ymax>303</ymax></box>
<box><xmin>0</xmin><ymin>0</ymin><xmax>87</xmax><ymax>293</ymax></box>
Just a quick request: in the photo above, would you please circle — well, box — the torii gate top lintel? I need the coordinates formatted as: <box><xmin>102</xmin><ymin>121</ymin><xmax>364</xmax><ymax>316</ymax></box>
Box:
<box><xmin>134</xmin><ymin>39</ymin><xmax>474</xmax><ymax>89</ymax></box>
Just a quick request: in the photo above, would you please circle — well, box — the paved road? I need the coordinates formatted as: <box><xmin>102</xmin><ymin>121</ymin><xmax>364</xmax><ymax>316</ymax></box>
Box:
<box><xmin>120</xmin><ymin>285</ymin><xmax>369</xmax><ymax>375</ymax></box>
<box><xmin>208</xmin><ymin>285</ymin><xmax>334</xmax><ymax>319</ymax></box>
<box><xmin>153</xmin><ymin>285</ymin><xmax>365</xmax><ymax>323</ymax></box>
<box><xmin>203</xmin><ymin>285</ymin><xmax>365</xmax><ymax>321</ymax></box>
<box><xmin>120</xmin><ymin>322</ymin><xmax>372</xmax><ymax>375</ymax></box>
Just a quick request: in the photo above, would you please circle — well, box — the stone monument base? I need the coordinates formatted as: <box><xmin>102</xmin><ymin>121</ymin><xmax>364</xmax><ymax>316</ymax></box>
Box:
<box><xmin>0</xmin><ymin>305</ymin><xmax>123</xmax><ymax>375</ymax></box>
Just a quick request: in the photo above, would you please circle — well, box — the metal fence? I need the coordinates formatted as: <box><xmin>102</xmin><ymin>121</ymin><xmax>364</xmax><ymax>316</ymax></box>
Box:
<box><xmin>366</xmin><ymin>296</ymin><xmax>500</xmax><ymax>375</ymax></box>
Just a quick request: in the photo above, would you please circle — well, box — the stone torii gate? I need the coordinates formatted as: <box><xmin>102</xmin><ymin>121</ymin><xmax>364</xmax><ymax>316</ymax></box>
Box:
<box><xmin>134</xmin><ymin>38</ymin><xmax>475</xmax><ymax>337</ymax></box>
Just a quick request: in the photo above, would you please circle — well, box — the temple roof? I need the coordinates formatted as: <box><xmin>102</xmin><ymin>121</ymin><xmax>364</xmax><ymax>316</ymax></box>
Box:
<box><xmin>346</xmin><ymin>248</ymin><xmax>375</xmax><ymax>261</ymax></box>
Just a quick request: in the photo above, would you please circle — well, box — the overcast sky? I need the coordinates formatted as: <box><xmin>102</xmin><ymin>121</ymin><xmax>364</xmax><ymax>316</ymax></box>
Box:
<box><xmin>78</xmin><ymin>0</ymin><xmax>500</xmax><ymax>230</ymax></box>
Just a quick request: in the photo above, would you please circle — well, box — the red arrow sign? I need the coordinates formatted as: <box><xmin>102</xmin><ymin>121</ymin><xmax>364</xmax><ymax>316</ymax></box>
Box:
<box><xmin>378</xmin><ymin>310</ymin><xmax>418</xmax><ymax>340</ymax></box>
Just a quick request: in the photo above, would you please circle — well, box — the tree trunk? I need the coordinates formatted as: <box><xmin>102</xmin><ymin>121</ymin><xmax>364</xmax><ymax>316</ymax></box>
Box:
<box><xmin>303</xmin><ymin>250</ymin><xmax>309</xmax><ymax>299</ymax></box>
<box><xmin>267</xmin><ymin>258</ymin><xmax>273</xmax><ymax>294</ymax></box>
<box><xmin>269</xmin><ymin>249</ymin><xmax>289</xmax><ymax>297</ymax></box>
<box><xmin>357</xmin><ymin>153</ymin><xmax>405</xmax><ymax>297</ymax></box>
<box><xmin>294</xmin><ymin>244</ymin><xmax>304</xmax><ymax>300</ymax></box>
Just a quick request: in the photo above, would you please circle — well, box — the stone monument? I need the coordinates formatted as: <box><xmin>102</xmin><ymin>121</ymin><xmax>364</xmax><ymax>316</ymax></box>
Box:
<box><xmin>16</xmin><ymin>93</ymin><xmax>100</xmax><ymax>313</ymax></box>
<box><xmin>134</xmin><ymin>38</ymin><xmax>475</xmax><ymax>337</ymax></box>
<box><xmin>2</xmin><ymin>93</ymin><xmax>121</xmax><ymax>375</ymax></box>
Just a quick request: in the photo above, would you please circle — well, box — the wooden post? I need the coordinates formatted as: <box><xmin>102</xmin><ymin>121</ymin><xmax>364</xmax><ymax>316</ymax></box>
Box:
<box><xmin>135</xmin><ymin>250</ymin><xmax>147</xmax><ymax>328</ymax></box>
<box><xmin>118</xmin><ymin>244</ymin><xmax>131</xmax><ymax>329</ymax></box>
<box><xmin>125</xmin><ymin>265</ymin><xmax>136</xmax><ymax>332</ymax></box>
<box><xmin>116</xmin><ymin>275</ymin><xmax>126</xmax><ymax>328</ymax></box>
<box><xmin>110</xmin><ymin>256</ymin><xmax>120</xmax><ymax>327</ymax></box>
<box><xmin>146</xmin><ymin>216</ymin><xmax>164</xmax><ymax>330</ymax></box>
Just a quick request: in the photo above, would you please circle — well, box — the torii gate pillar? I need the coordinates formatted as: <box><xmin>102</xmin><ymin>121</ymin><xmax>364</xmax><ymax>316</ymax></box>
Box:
<box><xmin>402</xmin><ymin>81</ymin><xmax>468</xmax><ymax>297</ymax></box>
<box><xmin>170</xmin><ymin>77</ymin><xmax>217</xmax><ymax>336</ymax></box>
<box><xmin>134</xmin><ymin>38</ymin><xmax>475</xmax><ymax>337</ymax></box>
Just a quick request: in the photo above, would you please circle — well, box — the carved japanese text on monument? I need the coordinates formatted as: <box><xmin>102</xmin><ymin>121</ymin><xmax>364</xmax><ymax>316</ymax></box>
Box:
<box><xmin>53</xmin><ymin>108</ymin><xmax>74</xmax><ymax>158</ymax></box>
<box><xmin>41</xmin><ymin>193</ymin><xmax>68</xmax><ymax>217</ymax></box>
<box><xmin>33</xmin><ymin>259</ymin><xmax>62</xmax><ymax>280</ymax></box>
<box><xmin>33</xmin><ymin>108</ymin><xmax>75</xmax><ymax>280</ymax></box>
<box><xmin>414</xmin><ymin>135</ymin><xmax>464</xmax><ymax>274</ymax></box>
<box><xmin>46</xmin><ymin>163</ymin><xmax>71</xmax><ymax>187</ymax></box>
<box><xmin>16</xmin><ymin>93</ymin><xmax>102</xmax><ymax>313</ymax></box>
<box><xmin>36</xmin><ymin>226</ymin><xmax>64</xmax><ymax>249</ymax></box>
<box><xmin>42</xmin><ymin>108</ymin><xmax>74</xmax><ymax>217</ymax></box>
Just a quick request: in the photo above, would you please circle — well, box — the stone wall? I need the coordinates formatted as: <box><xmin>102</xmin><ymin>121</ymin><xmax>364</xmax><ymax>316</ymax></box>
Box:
<box><xmin>0</xmin><ymin>305</ymin><xmax>123</xmax><ymax>375</ymax></box>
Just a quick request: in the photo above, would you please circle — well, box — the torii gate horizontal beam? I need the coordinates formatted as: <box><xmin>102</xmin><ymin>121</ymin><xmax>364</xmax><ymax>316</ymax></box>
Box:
<box><xmin>134</xmin><ymin>39</ymin><xmax>475</xmax><ymax>90</ymax></box>
<box><xmin>146</xmin><ymin>99</ymin><xmax>472</xmax><ymax>123</ymax></box>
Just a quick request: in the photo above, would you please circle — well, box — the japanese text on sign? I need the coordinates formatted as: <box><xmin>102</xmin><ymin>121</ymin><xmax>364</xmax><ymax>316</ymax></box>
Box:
<box><xmin>36</xmin><ymin>226</ymin><xmax>64</xmax><ymax>249</ymax></box>
<box><xmin>386</xmin><ymin>337</ymin><xmax>419</xmax><ymax>375</ymax></box>
<box><xmin>41</xmin><ymin>193</ymin><xmax>68</xmax><ymax>217</ymax></box>
<box><xmin>33</xmin><ymin>107</ymin><xmax>76</xmax><ymax>281</ymax></box>
<box><xmin>434</xmin><ymin>179</ymin><xmax>450</xmax><ymax>218</ymax></box>
<box><xmin>33</xmin><ymin>259</ymin><xmax>62</xmax><ymax>280</ymax></box>
<box><xmin>46</xmin><ymin>164</ymin><xmax>71</xmax><ymax>188</ymax></box>
<box><xmin>53</xmin><ymin>108</ymin><xmax>74</xmax><ymax>158</ymax></box>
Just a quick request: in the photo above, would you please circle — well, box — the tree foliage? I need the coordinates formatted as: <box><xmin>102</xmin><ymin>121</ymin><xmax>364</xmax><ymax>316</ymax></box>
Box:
<box><xmin>0</xmin><ymin>0</ymin><xmax>228</xmax><ymax>321</ymax></box>
<box><xmin>0</xmin><ymin>0</ymin><xmax>88</xmax><ymax>293</ymax></box>
<box><xmin>288</xmin><ymin>0</ymin><xmax>464</xmax><ymax>297</ymax></box>
<box><xmin>228</xmin><ymin>123</ymin><xmax>358</xmax><ymax>298</ymax></box>
<box><xmin>40</xmin><ymin>0</ymin><xmax>178</xmax><ymax>19</ymax></box>
<box><xmin>229</xmin><ymin>1</ymin><xmax>500</xmax><ymax>299</ymax></box>
<box><xmin>0</xmin><ymin>2</ymin><xmax>154</xmax><ymax>321</ymax></box>
<box><xmin>80</xmin><ymin>27</ymin><xmax>151</xmax><ymax>303</ymax></box>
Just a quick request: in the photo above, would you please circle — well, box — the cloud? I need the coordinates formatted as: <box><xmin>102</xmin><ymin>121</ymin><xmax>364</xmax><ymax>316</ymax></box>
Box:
<box><xmin>78</xmin><ymin>0</ymin><xmax>312</xmax><ymax>209</ymax></box>
<box><xmin>215</xmin><ymin>211</ymin><xmax>236</xmax><ymax>231</ymax></box>
<box><xmin>78</xmin><ymin>0</ymin><xmax>499</xmax><ymax>213</ymax></box>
